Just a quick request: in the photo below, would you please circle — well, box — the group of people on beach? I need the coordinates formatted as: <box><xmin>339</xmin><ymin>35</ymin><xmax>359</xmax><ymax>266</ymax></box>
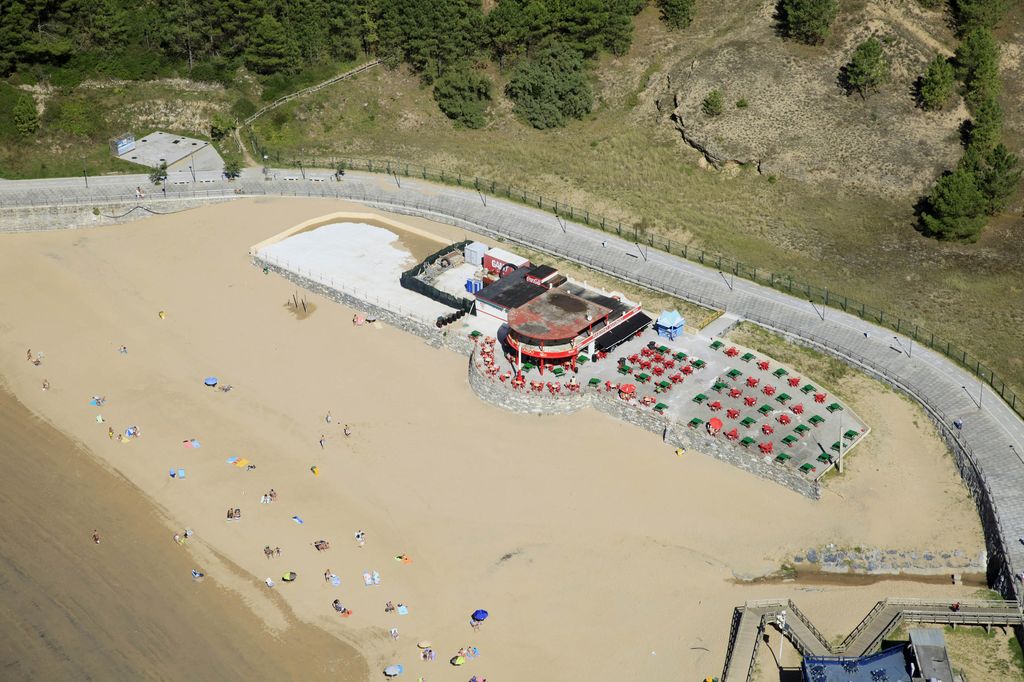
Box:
<box><xmin>226</xmin><ymin>507</ymin><xmax>242</xmax><ymax>521</ymax></box>
<box><xmin>259</xmin><ymin>489</ymin><xmax>277</xmax><ymax>504</ymax></box>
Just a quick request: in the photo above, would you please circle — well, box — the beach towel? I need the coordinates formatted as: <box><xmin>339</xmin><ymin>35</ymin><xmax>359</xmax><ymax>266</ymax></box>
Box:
<box><xmin>95</xmin><ymin>415</ymin><xmax>105</xmax><ymax>423</ymax></box>
<box><xmin>330</xmin><ymin>575</ymin><xmax>341</xmax><ymax>587</ymax></box>
<box><xmin>183</xmin><ymin>439</ymin><xmax>201</xmax><ymax>448</ymax></box>
<box><xmin>362</xmin><ymin>572</ymin><xmax>373</xmax><ymax>586</ymax></box>
<box><xmin>234</xmin><ymin>458</ymin><xmax>249</xmax><ymax>468</ymax></box>
<box><xmin>397</xmin><ymin>604</ymin><xmax>408</xmax><ymax>615</ymax></box>
<box><xmin>226</xmin><ymin>456</ymin><xmax>239</xmax><ymax>464</ymax></box>
<box><xmin>372</xmin><ymin>571</ymin><xmax>381</xmax><ymax>585</ymax></box>
<box><xmin>89</xmin><ymin>399</ymin><xmax>101</xmax><ymax>406</ymax></box>
<box><xmin>291</xmin><ymin>516</ymin><xmax>303</xmax><ymax>524</ymax></box>
<box><xmin>265</xmin><ymin>578</ymin><xmax>275</xmax><ymax>588</ymax></box>
<box><xmin>177</xmin><ymin>468</ymin><xmax>186</xmax><ymax>479</ymax></box>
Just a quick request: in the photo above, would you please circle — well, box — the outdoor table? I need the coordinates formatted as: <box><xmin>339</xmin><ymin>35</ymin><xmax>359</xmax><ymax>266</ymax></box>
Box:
<box><xmin>740</xmin><ymin>353</ymin><xmax>756</xmax><ymax>363</ymax></box>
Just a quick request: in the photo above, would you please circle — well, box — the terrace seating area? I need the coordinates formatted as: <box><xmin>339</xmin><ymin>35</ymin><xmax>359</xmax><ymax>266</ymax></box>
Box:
<box><xmin>469</xmin><ymin>323</ymin><xmax>868</xmax><ymax>483</ymax></box>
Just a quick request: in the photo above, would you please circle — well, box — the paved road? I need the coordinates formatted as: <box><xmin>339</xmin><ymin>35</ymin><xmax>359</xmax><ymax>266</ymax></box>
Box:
<box><xmin>3</xmin><ymin>169</ymin><xmax>1024</xmax><ymax>599</ymax></box>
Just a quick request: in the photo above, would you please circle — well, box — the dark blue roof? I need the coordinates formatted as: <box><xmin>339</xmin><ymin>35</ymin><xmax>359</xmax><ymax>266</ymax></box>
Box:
<box><xmin>802</xmin><ymin>646</ymin><xmax>910</xmax><ymax>682</ymax></box>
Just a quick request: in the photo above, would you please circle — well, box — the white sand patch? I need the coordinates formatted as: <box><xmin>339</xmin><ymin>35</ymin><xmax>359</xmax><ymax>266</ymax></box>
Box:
<box><xmin>258</xmin><ymin>221</ymin><xmax>451</xmax><ymax>322</ymax></box>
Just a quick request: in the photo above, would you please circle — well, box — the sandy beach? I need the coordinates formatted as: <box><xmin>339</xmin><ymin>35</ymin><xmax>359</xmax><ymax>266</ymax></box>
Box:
<box><xmin>0</xmin><ymin>197</ymin><xmax>989</xmax><ymax>680</ymax></box>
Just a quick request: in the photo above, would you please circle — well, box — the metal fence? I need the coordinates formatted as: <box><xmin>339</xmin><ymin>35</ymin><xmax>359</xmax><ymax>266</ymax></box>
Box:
<box><xmin>238</xmin><ymin>144</ymin><xmax>1022</xmax><ymax>421</ymax></box>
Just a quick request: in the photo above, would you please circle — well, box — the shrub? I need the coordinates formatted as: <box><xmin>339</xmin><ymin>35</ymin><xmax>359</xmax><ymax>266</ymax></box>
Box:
<box><xmin>232</xmin><ymin>98</ymin><xmax>258</xmax><ymax>121</ymax></box>
<box><xmin>432</xmin><ymin>65</ymin><xmax>492</xmax><ymax>129</ymax></box>
<box><xmin>702</xmin><ymin>90</ymin><xmax>723</xmax><ymax>116</ymax></box>
<box><xmin>735</xmin><ymin>98</ymin><xmax>749</xmax><ymax>109</ymax></box>
<box><xmin>777</xmin><ymin>0</ymin><xmax>839</xmax><ymax>45</ymax></box>
<box><xmin>506</xmin><ymin>43</ymin><xmax>593</xmax><ymax>129</ymax></box>
<box><xmin>210</xmin><ymin>111</ymin><xmax>236</xmax><ymax>141</ymax></box>
<box><xmin>951</xmin><ymin>0</ymin><xmax>1010</xmax><ymax>34</ymax></box>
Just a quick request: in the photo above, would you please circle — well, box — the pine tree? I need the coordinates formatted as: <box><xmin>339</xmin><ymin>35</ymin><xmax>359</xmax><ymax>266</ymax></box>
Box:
<box><xmin>951</xmin><ymin>0</ymin><xmax>1010</xmax><ymax>33</ymax></box>
<box><xmin>506</xmin><ymin>42</ymin><xmax>593</xmax><ymax>129</ymax></box>
<box><xmin>432</xmin><ymin>64</ymin><xmax>492</xmax><ymax>128</ymax></box>
<box><xmin>845</xmin><ymin>38</ymin><xmax>889</xmax><ymax>98</ymax></box>
<box><xmin>918</xmin><ymin>54</ymin><xmax>955</xmax><ymax>110</ymax></box>
<box><xmin>13</xmin><ymin>93</ymin><xmax>39</xmax><ymax>136</ymax></box>
<box><xmin>246</xmin><ymin>16</ymin><xmax>296</xmax><ymax>75</ymax></box>
<box><xmin>486</xmin><ymin>0</ymin><xmax>527</xmax><ymax>68</ymax></box>
<box><xmin>656</xmin><ymin>0</ymin><xmax>695</xmax><ymax>29</ymax></box>
<box><xmin>777</xmin><ymin>0</ymin><xmax>839</xmax><ymax>45</ymax></box>
<box><xmin>966</xmin><ymin>96</ymin><xmax>1002</xmax><ymax>153</ymax></box>
<box><xmin>955</xmin><ymin>28</ymin><xmax>1001</xmax><ymax>110</ymax></box>
<box><xmin>974</xmin><ymin>144</ymin><xmax>1021</xmax><ymax>215</ymax></box>
<box><xmin>920</xmin><ymin>166</ymin><xmax>987</xmax><ymax>241</ymax></box>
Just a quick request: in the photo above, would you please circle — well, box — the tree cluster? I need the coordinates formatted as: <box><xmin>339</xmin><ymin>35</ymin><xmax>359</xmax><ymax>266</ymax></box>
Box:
<box><xmin>918</xmin><ymin>13</ymin><xmax>1018</xmax><ymax>242</ymax></box>
<box><xmin>505</xmin><ymin>43</ymin><xmax>593</xmax><ymax>129</ymax></box>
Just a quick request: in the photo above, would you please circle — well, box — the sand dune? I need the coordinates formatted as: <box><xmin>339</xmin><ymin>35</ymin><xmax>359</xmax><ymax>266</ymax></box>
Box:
<box><xmin>0</xmin><ymin>198</ymin><xmax>985</xmax><ymax>680</ymax></box>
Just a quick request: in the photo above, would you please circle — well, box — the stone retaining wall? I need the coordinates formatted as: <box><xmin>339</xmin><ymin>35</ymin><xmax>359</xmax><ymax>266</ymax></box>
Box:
<box><xmin>465</xmin><ymin>350</ymin><xmax>821</xmax><ymax>498</ymax></box>
<box><xmin>0</xmin><ymin>198</ymin><xmax>231</xmax><ymax>233</ymax></box>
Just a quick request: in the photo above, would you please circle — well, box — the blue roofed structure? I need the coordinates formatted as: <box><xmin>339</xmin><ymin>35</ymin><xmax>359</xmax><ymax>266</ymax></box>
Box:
<box><xmin>802</xmin><ymin>646</ymin><xmax>910</xmax><ymax>682</ymax></box>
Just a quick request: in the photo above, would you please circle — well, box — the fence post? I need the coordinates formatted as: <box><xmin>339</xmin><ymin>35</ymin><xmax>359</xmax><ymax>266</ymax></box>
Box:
<box><xmin>897</xmin><ymin>318</ymin><xmax>901</xmax><ymax>333</ymax></box>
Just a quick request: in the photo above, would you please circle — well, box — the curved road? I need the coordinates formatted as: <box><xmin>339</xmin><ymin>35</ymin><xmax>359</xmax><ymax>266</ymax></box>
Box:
<box><xmin>2</xmin><ymin>168</ymin><xmax>1023</xmax><ymax>601</ymax></box>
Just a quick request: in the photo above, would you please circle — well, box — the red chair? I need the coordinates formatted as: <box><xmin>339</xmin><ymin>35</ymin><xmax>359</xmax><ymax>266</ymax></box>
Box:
<box><xmin>746</xmin><ymin>376</ymin><xmax>759</xmax><ymax>388</ymax></box>
<box><xmin>778</xmin><ymin>414</ymin><xmax>792</xmax><ymax>425</ymax></box>
<box><xmin>681</xmin><ymin>365</ymin><xmax>694</xmax><ymax>375</ymax></box>
<box><xmin>605</xmin><ymin>381</ymin><xmax>616</xmax><ymax>392</ymax></box>
<box><xmin>663</xmin><ymin>359</ymin><xmax>675</xmax><ymax>369</ymax></box>
<box><xmin>640</xmin><ymin>360</ymin><xmax>652</xmax><ymax>370</ymax></box>
<box><xmin>761</xmin><ymin>424</ymin><xmax>774</xmax><ymax>435</ymax></box>
<box><xmin>725</xmin><ymin>428</ymin><xmax>739</xmax><ymax>441</ymax></box>
<box><xmin>670</xmin><ymin>373</ymin><xmax>683</xmax><ymax>383</ymax></box>
<box><xmin>728</xmin><ymin>388</ymin><xmax>742</xmax><ymax>398</ymax></box>
<box><xmin>744</xmin><ymin>396</ymin><xmax>757</xmax><ymax>407</ymax></box>
<box><xmin>788</xmin><ymin>377</ymin><xmax>801</xmax><ymax>387</ymax></box>
<box><xmin>792</xmin><ymin>404</ymin><xmax>804</xmax><ymax>414</ymax></box>
<box><xmin>725</xmin><ymin>347</ymin><xmax>739</xmax><ymax>357</ymax></box>
<box><xmin>709</xmin><ymin>401</ymin><xmax>722</xmax><ymax>412</ymax></box>
<box><xmin>652</xmin><ymin>366</ymin><xmax>664</xmax><ymax>376</ymax></box>
<box><xmin>757</xmin><ymin>360</ymin><xmax>770</xmax><ymax>371</ymax></box>
<box><xmin>814</xmin><ymin>393</ymin><xmax>827</xmax><ymax>403</ymax></box>
<box><xmin>726</xmin><ymin>408</ymin><xmax>740</xmax><ymax>419</ymax></box>
<box><xmin>758</xmin><ymin>442</ymin><xmax>774</xmax><ymax>454</ymax></box>
<box><xmin>763</xmin><ymin>385</ymin><xmax>776</xmax><ymax>396</ymax></box>
<box><xmin>629</xmin><ymin>354</ymin><xmax>640</xmax><ymax>364</ymax></box>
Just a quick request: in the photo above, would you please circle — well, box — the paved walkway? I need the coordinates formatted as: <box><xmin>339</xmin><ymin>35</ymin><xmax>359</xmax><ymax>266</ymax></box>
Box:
<box><xmin>721</xmin><ymin>597</ymin><xmax>1023</xmax><ymax>681</ymax></box>
<box><xmin>2</xmin><ymin>169</ymin><xmax>1023</xmax><ymax>598</ymax></box>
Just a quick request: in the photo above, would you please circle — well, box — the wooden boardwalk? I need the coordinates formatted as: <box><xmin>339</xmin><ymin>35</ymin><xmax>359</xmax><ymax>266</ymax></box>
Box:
<box><xmin>720</xmin><ymin>597</ymin><xmax>1023</xmax><ymax>682</ymax></box>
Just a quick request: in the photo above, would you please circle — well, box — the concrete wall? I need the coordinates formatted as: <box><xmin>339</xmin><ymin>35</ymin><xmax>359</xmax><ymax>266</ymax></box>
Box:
<box><xmin>0</xmin><ymin>198</ymin><xmax>231</xmax><ymax>233</ymax></box>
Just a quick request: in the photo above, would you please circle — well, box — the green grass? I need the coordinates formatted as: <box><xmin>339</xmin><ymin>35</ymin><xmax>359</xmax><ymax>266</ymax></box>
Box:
<box><xmin>0</xmin><ymin>80</ymin><xmax>233</xmax><ymax>179</ymax></box>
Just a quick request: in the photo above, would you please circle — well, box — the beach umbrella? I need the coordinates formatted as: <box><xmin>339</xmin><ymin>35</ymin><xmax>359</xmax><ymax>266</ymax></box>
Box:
<box><xmin>450</xmin><ymin>656</ymin><xmax>466</xmax><ymax>666</ymax></box>
<box><xmin>471</xmin><ymin>609</ymin><xmax>489</xmax><ymax>622</ymax></box>
<box><xmin>282</xmin><ymin>571</ymin><xmax>297</xmax><ymax>582</ymax></box>
<box><xmin>204</xmin><ymin>377</ymin><xmax>218</xmax><ymax>387</ymax></box>
<box><xmin>708</xmin><ymin>417</ymin><xmax>723</xmax><ymax>431</ymax></box>
<box><xmin>383</xmin><ymin>664</ymin><xmax>404</xmax><ymax>677</ymax></box>
<box><xmin>416</xmin><ymin>641</ymin><xmax>432</xmax><ymax>649</ymax></box>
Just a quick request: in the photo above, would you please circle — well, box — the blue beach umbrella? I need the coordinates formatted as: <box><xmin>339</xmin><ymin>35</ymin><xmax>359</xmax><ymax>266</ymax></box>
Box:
<box><xmin>471</xmin><ymin>609</ymin><xmax>488</xmax><ymax>622</ymax></box>
<box><xmin>204</xmin><ymin>377</ymin><xmax>218</xmax><ymax>387</ymax></box>
<box><xmin>383</xmin><ymin>664</ymin><xmax>403</xmax><ymax>677</ymax></box>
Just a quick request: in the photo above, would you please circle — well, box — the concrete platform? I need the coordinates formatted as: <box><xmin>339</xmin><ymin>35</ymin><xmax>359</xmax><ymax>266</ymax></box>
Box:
<box><xmin>116</xmin><ymin>131</ymin><xmax>224</xmax><ymax>172</ymax></box>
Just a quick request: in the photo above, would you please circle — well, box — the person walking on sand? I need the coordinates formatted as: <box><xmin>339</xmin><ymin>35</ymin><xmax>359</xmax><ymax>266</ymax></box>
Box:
<box><xmin>42</xmin><ymin>379</ymin><xmax>50</xmax><ymax>391</ymax></box>
<box><xmin>108</xmin><ymin>427</ymin><xmax>114</xmax><ymax>439</ymax></box>
<box><xmin>343</xmin><ymin>424</ymin><xmax>352</xmax><ymax>437</ymax></box>
<box><xmin>354</xmin><ymin>530</ymin><xmax>365</xmax><ymax>547</ymax></box>
<box><xmin>26</xmin><ymin>349</ymin><xmax>32</xmax><ymax>362</ymax></box>
<box><xmin>92</xmin><ymin>529</ymin><xmax>101</xmax><ymax>544</ymax></box>
<box><xmin>325</xmin><ymin>411</ymin><xmax>332</xmax><ymax>425</ymax></box>
<box><xmin>319</xmin><ymin>434</ymin><xmax>326</xmax><ymax>449</ymax></box>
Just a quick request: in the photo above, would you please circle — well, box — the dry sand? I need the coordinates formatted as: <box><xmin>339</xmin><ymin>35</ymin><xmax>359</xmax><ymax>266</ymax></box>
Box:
<box><xmin>0</xmin><ymin>197</ymin><xmax>986</xmax><ymax>680</ymax></box>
